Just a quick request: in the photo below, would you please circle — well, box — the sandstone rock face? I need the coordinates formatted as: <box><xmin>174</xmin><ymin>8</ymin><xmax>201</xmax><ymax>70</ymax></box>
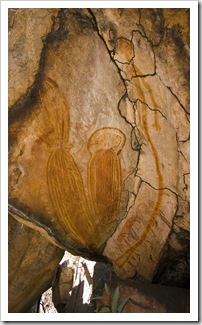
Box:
<box><xmin>8</xmin><ymin>8</ymin><xmax>59</xmax><ymax>108</ymax></box>
<box><xmin>52</xmin><ymin>253</ymin><xmax>95</xmax><ymax>313</ymax></box>
<box><xmin>9</xmin><ymin>8</ymin><xmax>137</xmax><ymax>258</ymax></box>
<box><xmin>52</xmin><ymin>260</ymin><xmax>74</xmax><ymax>311</ymax></box>
<box><xmin>93</xmin><ymin>263</ymin><xmax>189</xmax><ymax>313</ymax></box>
<box><xmin>8</xmin><ymin>8</ymin><xmax>189</xmax><ymax>285</ymax></box>
<box><xmin>51</xmin><ymin>258</ymin><xmax>189</xmax><ymax>313</ymax></box>
<box><xmin>91</xmin><ymin>8</ymin><xmax>190</xmax><ymax>281</ymax></box>
<box><xmin>8</xmin><ymin>214</ymin><xmax>64</xmax><ymax>312</ymax></box>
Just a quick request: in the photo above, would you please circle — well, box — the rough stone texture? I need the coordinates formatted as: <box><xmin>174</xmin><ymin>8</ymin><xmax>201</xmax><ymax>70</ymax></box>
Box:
<box><xmin>94</xmin><ymin>271</ymin><xmax>190</xmax><ymax>313</ymax></box>
<box><xmin>27</xmin><ymin>287</ymin><xmax>58</xmax><ymax>313</ymax></box>
<box><xmin>49</xmin><ymin>258</ymin><xmax>190</xmax><ymax>313</ymax></box>
<box><xmin>9</xmin><ymin>8</ymin><xmax>137</xmax><ymax>259</ymax></box>
<box><xmin>52</xmin><ymin>252</ymin><xmax>95</xmax><ymax>313</ymax></box>
<box><xmin>104</xmin><ymin>184</ymin><xmax>177</xmax><ymax>279</ymax></box>
<box><xmin>8</xmin><ymin>8</ymin><xmax>59</xmax><ymax>108</ymax></box>
<box><xmin>90</xmin><ymin>8</ymin><xmax>190</xmax><ymax>281</ymax></box>
<box><xmin>94</xmin><ymin>263</ymin><xmax>190</xmax><ymax>313</ymax></box>
<box><xmin>8</xmin><ymin>8</ymin><xmax>189</xmax><ymax>286</ymax></box>
<box><xmin>52</xmin><ymin>260</ymin><xmax>74</xmax><ymax>312</ymax></box>
<box><xmin>8</xmin><ymin>214</ymin><xmax>64</xmax><ymax>312</ymax></box>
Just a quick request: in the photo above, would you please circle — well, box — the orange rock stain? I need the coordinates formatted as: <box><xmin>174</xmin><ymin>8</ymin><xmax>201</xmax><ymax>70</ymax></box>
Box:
<box><xmin>117</xmin><ymin>38</ymin><xmax>134</xmax><ymax>62</ymax></box>
<box><xmin>115</xmin><ymin>67</ymin><xmax>164</xmax><ymax>267</ymax></box>
<box><xmin>39</xmin><ymin>79</ymin><xmax>126</xmax><ymax>250</ymax></box>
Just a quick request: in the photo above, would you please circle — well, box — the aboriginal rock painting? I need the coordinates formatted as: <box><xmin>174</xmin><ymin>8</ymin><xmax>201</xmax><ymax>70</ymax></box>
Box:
<box><xmin>113</xmin><ymin>67</ymin><xmax>165</xmax><ymax>270</ymax></box>
<box><xmin>39</xmin><ymin>78</ymin><xmax>126</xmax><ymax>250</ymax></box>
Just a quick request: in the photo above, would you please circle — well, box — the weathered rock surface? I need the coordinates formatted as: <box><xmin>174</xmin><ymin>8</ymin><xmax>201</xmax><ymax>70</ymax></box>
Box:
<box><xmin>9</xmin><ymin>8</ymin><xmax>137</xmax><ymax>259</ymax></box>
<box><xmin>90</xmin><ymin>8</ymin><xmax>190</xmax><ymax>281</ymax></box>
<box><xmin>93</xmin><ymin>263</ymin><xmax>190</xmax><ymax>313</ymax></box>
<box><xmin>52</xmin><ymin>253</ymin><xmax>95</xmax><ymax>313</ymax></box>
<box><xmin>8</xmin><ymin>214</ymin><xmax>64</xmax><ymax>312</ymax></box>
<box><xmin>8</xmin><ymin>8</ymin><xmax>189</xmax><ymax>288</ymax></box>
<box><xmin>8</xmin><ymin>8</ymin><xmax>59</xmax><ymax>108</ymax></box>
<box><xmin>49</xmin><ymin>257</ymin><xmax>190</xmax><ymax>313</ymax></box>
<box><xmin>52</xmin><ymin>260</ymin><xmax>74</xmax><ymax>312</ymax></box>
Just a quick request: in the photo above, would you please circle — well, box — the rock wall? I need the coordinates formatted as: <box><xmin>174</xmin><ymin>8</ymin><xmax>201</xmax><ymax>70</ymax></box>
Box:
<box><xmin>8</xmin><ymin>8</ymin><xmax>189</xmax><ymax>297</ymax></box>
<box><xmin>8</xmin><ymin>214</ymin><xmax>64</xmax><ymax>312</ymax></box>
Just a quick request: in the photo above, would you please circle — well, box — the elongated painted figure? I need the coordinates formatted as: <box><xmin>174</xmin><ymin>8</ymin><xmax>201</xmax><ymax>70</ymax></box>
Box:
<box><xmin>87</xmin><ymin>128</ymin><xmax>126</xmax><ymax>225</ymax></box>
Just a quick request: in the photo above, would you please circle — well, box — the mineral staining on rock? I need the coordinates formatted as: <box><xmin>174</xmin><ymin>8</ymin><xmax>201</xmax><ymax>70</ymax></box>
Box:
<box><xmin>9</xmin><ymin>77</ymin><xmax>128</xmax><ymax>253</ymax></box>
<box><xmin>41</xmin><ymin>78</ymin><xmax>99</xmax><ymax>249</ymax></box>
<box><xmin>104</xmin><ymin>183</ymin><xmax>177</xmax><ymax>279</ymax></box>
<box><xmin>8</xmin><ymin>8</ymin><xmax>189</xmax><ymax>282</ymax></box>
<box><xmin>91</xmin><ymin>8</ymin><xmax>189</xmax><ymax>280</ymax></box>
<box><xmin>44</xmin><ymin>79</ymin><xmax>126</xmax><ymax>250</ymax></box>
<box><xmin>8</xmin><ymin>8</ymin><xmax>59</xmax><ymax>108</ymax></box>
<box><xmin>8</xmin><ymin>213</ymin><xmax>64</xmax><ymax>312</ymax></box>
<box><xmin>87</xmin><ymin>128</ymin><xmax>125</xmax><ymax>240</ymax></box>
<box><xmin>9</xmin><ymin>9</ymin><xmax>136</xmax><ymax>258</ymax></box>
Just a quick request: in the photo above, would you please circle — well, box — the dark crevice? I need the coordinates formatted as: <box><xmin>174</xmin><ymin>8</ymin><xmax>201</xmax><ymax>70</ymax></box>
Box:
<box><xmin>179</xmin><ymin>136</ymin><xmax>190</xmax><ymax>143</ymax></box>
<box><xmin>114</xmin><ymin>30</ymin><xmax>157</xmax><ymax>81</ymax></box>
<box><xmin>136</xmin><ymin>98</ymin><xmax>167</xmax><ymax>120</ymax></box>
<box><xmin>167</xmin><ymin>85</ymin><xmax>190</xmax><ymax>116</ymax></box>
<box><xmin>157</xmin><ymin>74</ymin><xmax>190</xmax><ymax>116</ymax></box>
<box><xmin>131</xmin><ymin>29</ymin><xmax>157</xmax><ymax>74</ymax></box>
<box><xmin>176</xmin><ymin>132</ymin><xmax>190</xmax><ymax>144</ymax></box>
<box><xmin>178</xmin><ymin>149</ymin><xmax>188</xmax><ymax>163</ymax></box>
<box><xmin>88</xmin><ymin>8</ymin><xmax>144</xmax><ymax>181</ymax></box>
<box><xmin>153</xmin><ymin>193</ymin><xmax>189</xmax><ymax>288</ymax></box>
<box><xmin>136</xmin><ymin>176</ymin><xmax>188</xmax><ymax>203</ymax></box>
<box><xmin>128</xmin><ymin>72</ymin><xmax>156</xmax><ymax>80</ymax></box>
<box><xmin>125</xmin><ymin>193</ymin><xmax>136</xmax><ymax>213</ymax></box>
<box><xmin>8</xmin><ymin>201</ymin><xmax>109</xmax><ymax>263</ymax></box>
<box><xmin>117</xmin><ymin>92</ymin><xmax>134</xmax><ymax>129</ymax></box>
<box><xmin>88</xmin><ymin>9</ymin><xmax>132</xmax><ymax>100</ymax></box>
<box><xmin>183</xmin><ymin>173</ymin><xmax>190</xmax><ymax>193</ymax></box>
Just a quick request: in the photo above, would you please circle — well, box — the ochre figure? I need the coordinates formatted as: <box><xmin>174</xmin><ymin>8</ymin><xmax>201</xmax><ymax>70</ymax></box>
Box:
<box><xmin>115</xmin><ymin>66</ymin><xmax>165</xmax><ymax>267</ymax></box>
<box><xmin>39</xmin><ymin>79</ymin><xmax>98</xmax><ymax>248</ymax></box>
<box><xmin>39</xmin><ymin>78</ymin><xmax>125</xmax><ymax>250</ymax></box>
<box><xmin>87</xmin><ymin>128</ymin><xmax>126</xmax><ymax>225</ymax></box>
